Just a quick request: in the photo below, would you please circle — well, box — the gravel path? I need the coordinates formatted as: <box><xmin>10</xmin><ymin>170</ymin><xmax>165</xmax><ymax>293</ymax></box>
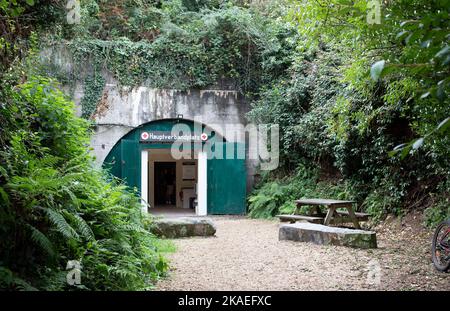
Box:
<box><xmin>156</xmin><ymin>215</ymin><xmax>450</xmax><ymax>291</ymax></box>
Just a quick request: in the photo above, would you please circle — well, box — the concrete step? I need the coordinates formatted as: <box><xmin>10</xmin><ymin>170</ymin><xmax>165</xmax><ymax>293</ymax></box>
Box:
<box><xmin>150</xmin><ymin>217</ymin><xmax>216</xmax><ymax>238</ymax></box>
<box><xmin>279</xmin><ymin>222</ymin><xmax>377</xmax><ymax>249</ymax></box>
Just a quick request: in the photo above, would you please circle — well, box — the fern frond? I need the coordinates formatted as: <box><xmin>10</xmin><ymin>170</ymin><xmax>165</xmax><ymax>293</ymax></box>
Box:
<box><xmin>13</xmin><ymin>277</ymin><xmax>38</xmax><ymax>291</ymax></box>
<box><xmin>69</xmin><ymin>213</ymin><xmax>95</xmax><ymax>241</ymax></box>
<box><xmin>0</xmin><ymin>186</ymin><xmax>10</xmax><ymax>206</ymax></box>
<box><xmin>117</xmin><ymin>223</ymin><xmax>147</xmax><ymax>233</ymax></box>
<box><xmin>42</xmin><ymin>208</ymin><xmax>79</xmax><ymax>240</ymax></box>
<box><xmin>61</xmin><ymin>185</ymin><xmax>80</xmax><ymax>208</ymax></box>
<box><xmin>27</xmin><ymin>225</ymin><xmax>55</xmax><ymax>257</ymax></box>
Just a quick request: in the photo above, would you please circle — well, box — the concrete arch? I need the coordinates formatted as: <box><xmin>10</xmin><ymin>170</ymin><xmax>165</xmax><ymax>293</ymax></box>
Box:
<box><xmin>88</xmin><ymin>87</ymin><xmax>249</xmax><ymax>166</ymax></box>
<box><xmin>96</xmin><ymin>118</ymin><xmax>227</xmax><ymax>166</ymax></box>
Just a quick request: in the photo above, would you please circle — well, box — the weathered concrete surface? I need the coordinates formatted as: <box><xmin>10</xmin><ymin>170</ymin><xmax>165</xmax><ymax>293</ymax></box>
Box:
<box><xmin>40</xmin><ymin>46</ymin><xmax>260</xmax><ymax>190</ymax></box>
<box><xmin>279</xmin><ymin>223</ymin><xmax>377</xmax><ymax>249</ymax></box>
<box><xmin>150</xmin><ymin>217</ymin><xmax>217</xmax><ymax>238</ymax></box>
<box><xmin>88</xmin><ymin>84</ymin><xmax>259</xmax><ymax>191</ymax></box>
<box><xmin>90</xmin><ymin>85</ymin><xmax>249</xmax><ymax>162</ymax></box>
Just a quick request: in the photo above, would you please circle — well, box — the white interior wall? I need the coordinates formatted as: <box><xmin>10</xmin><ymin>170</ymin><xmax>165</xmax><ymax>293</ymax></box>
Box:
<box><xmin>146</xmin><ymin>149</ymin><xmax>197</xmax><ymax>209</ymax></box>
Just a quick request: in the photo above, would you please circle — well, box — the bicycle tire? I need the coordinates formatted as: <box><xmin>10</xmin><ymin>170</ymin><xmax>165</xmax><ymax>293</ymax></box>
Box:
<box><xmin>432</xmin><ymin>219</ymin><xmax>450</xmax><ymax>272</ymax></box>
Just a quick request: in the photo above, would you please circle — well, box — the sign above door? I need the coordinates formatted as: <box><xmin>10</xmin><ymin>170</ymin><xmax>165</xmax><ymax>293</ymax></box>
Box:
<box><xmin>140</xmin><ymin>130</ymin><xmax>209</xmax><ymax>143</ymax></box>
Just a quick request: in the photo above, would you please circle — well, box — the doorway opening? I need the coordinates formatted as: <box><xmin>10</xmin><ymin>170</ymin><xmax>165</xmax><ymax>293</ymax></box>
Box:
<box><xmin>154</xmin><ymin>162</ymin><xmax>176</xmax><ymax>206</ymax></box>
<box><xmin>142</xmin><ymin>148</ymin><xmax>206</xmax><ymax>216</ymax></box>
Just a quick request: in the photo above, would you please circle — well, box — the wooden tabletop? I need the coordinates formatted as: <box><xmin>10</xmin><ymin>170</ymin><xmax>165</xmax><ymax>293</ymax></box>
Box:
<box><xmin>295</xmin><ymin>199</ymin><xmax>355</xmax><ymax>206</ymax></box>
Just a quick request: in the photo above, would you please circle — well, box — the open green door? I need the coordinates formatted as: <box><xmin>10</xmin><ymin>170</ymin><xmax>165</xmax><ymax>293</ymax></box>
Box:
<box><xmin>207</xmin><ymin>142</ymin><xmax>246</xmax><ymax>214</ymax></box>
<box><xmin>121</xmin><ymin>139</ymin><xmax>139</xmax><ymax>191</ymax></box>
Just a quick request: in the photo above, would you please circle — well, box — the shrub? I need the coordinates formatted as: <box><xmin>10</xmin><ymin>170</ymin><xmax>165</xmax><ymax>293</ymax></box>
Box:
<box><xmin>248</xmin><ymin>164</ymin><xmax>358</xmax><ymax>218</ymax></box>
<box><xmin>0</xmin><ymin>77</ymin><xmax>168</xmax><ymax>290</ymax></box>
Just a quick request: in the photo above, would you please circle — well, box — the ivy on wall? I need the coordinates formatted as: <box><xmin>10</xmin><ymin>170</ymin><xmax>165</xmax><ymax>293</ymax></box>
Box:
<box><xmin>80</xmin><ymin>74</ymin><xmax>105</xmax><ymax>119</ymax></box>
<box><xmin>41</xmin><ymin>1</ymin><xmax>297</xmax><ymax>119</ymax></box>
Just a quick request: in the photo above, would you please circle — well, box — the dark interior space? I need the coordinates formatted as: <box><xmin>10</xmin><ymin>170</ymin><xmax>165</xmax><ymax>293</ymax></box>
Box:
<box><xmin>154</xmin><ymin>162</ymin><xmax>176</xmax><ymax>206</ymax></box>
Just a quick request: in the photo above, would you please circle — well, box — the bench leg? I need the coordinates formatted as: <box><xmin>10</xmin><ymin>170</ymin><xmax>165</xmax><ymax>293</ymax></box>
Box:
<box><xmin>346</xmin><ymin>206</ymin><xmax>361</xmax><ymax>229</ymax></box>
<box><xmin>293</xmin><ymin>204</ymin><xmax>302</xmax><ymax>215</ymax></box>
<box><xmin>323</xmin><ymin>207</ymin><xmax>336</xmax><ymax>226</ymax></box>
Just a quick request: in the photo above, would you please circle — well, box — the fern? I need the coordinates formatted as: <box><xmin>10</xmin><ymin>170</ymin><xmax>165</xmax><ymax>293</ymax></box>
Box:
<box><xmin>67</xmin><ymin>212</ymin><xmax>94</xmax><ymax>241</ymax></box>
<box><xmin>0</xmin><ymin>267</ymin><xmax>38</xmax><ymax>291</ymax></box>
<box><xmin>13</xmin><ymin>277</ymin><xmax>38</xmax><ymax>291</ymax></box>
<box><xmin>27</xmin><ymin>225</ymin><xmax>55</xmax><ymax>257</ymax></box>
<box><xmin>40</xmin><ymin>207</ymin><xmax>79</xmax><ymax>240</ymax></box>
<box><xmin>1</xmin><ymin>78</ymin><xmax>168</xmax><ymax>290</ymax></box>
<box><xmin>117</xmin><ymin>223</ymin><xmax>147</xmax><ymax>233</ymax></box>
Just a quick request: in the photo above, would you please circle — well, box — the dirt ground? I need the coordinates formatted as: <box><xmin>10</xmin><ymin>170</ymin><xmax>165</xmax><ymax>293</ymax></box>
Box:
<box><xmin>156</xmin><ymin>213</ymin><xmax>450</xmax><ymax>291</ymax></box>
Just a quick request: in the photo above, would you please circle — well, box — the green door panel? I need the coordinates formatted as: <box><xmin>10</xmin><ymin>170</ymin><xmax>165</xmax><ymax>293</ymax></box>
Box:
<box><xmin>121</xmin><ymin>139</ymin><xmax>139</xmax><ymax>191</ymax></box>
<box><xmin>103</xmin><ymin>145</ymin><xmax>122</xmax><ymax>179</ymax></box>
<box><xmin>207</xmin><ymin>142</ymin><xmax>246</xmax><ymax>215</ymax></box>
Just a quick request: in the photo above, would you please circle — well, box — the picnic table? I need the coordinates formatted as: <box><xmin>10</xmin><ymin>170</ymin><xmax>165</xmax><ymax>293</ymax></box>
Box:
<box><xmin>277</xmin><ymin>198</ymin><xmax>369</xmax><ymax>229</ymax></box>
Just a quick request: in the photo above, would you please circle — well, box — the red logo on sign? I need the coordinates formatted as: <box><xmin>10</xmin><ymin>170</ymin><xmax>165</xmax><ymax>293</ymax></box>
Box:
<box><xmin>141</xmin><ymin>132</ymin><xmax>149</xmax><ymax>140</ymax></box>
<box><xmin>200</xmin><ymin>133</ymin><xmax>208</xmax><ymax>141</ymax></box>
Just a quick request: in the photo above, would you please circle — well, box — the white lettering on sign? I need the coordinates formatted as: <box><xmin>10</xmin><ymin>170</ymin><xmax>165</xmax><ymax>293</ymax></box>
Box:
<box><xmin>140</xmin><ymin>131</ymin><xmax>206</xmax><ymax>142</ymax></box>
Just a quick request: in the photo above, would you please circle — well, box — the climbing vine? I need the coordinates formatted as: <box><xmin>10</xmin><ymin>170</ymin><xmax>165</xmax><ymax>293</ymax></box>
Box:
<box><xmin>41</xmin><ymin>1</ymin><xmax>297</xmax><ymax>118</ymax></box>
<box><xmin>80</xmin><ymin>73</ymin><xmax>105</xmax><ymax>119</ymax></box>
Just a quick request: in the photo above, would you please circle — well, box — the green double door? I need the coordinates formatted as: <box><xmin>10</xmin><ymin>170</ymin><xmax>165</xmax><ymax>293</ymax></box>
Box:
<box><xmin>110</xmin><ymin>140</ymin><xmax>247</xmax><ymax>215</ymax></box>
<box><xmin>207</xmin><ymin>142</ymin><xmax>246</xmax><ymax>215</ymax></box>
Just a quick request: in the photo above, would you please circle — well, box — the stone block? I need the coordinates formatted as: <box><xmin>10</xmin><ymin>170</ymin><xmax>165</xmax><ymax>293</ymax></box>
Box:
<box><xmin>150</xmin><ymin>217</ymin><xmax>216</xmax><ymax>238</ymax></box>
<box><xmin>279</xmin><ymin>222</ymin><xmax>377</xmax><ymax>249</ymax></box>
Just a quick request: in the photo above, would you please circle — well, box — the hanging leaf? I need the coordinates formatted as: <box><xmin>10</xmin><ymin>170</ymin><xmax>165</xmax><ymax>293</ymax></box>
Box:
<box><xmin>370</xmin><ymin>60</ymin><xmax>385</xmax><ymax>81</ymax></box>
<box><xmin>420</xmin><ymin>40</ymin><xmax>431</xmax><ymax>48</ymax></box>
<box><xmin>435</xmin><ymin>46</ymin><xmax>449</xmax><ymax>58</ymax></box>
<box><xmin>420</xmin><ymin>92</ymin><xmax>430</xmax><ymax>99</ymax></box>
<box><xmin>396</xmin><ymin>30</ymin><xmax>408</xmax><ymax>40</ymax></box>
<box><xmin>437</xmin><ymin>117</ymin><xmax>450</xmax><ymax>133</ymax></box>
<box><xmin>412</xmin><ymin>138</ymin><xmax>424</xmax><ymax>150</ymax></box>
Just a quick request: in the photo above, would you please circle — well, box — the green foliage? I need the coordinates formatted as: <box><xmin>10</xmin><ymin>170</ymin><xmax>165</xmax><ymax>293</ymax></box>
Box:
<box><xmin>81</xmin><ymin>74</ymin><xmax>105</xmax><ymax>119</ymax></box>
<box><xmin>43</xmin><ymin>1</ymin><xmax>297</xmax><ymax>98</ymax></box>
<box><xmin>249</xmin><ymin>164</ymin><xmax>357</xmax><ymax>218</ymax></box>
<box><xmin>248</xmin><ymin>1</ymin><xmax>449</xmax><ymax>225</ymax></box>
<box><xmin>0</xmin><ymin>77</ymin><xmax>168</xmax><ymax>290</ymax></box>
<box><xmin>290</xmin><ymin>0</ymin><xmax>450</xmax><ymax>155</ymax></box>
<box><xmin>424</xmin><ymin>180</ymin><xmax>450</xmax><ymax>227</ymax></box>
<box><xmin>0</xmin><ymin>0</ymin><xmax>63</xmax><ymax>75</ymax></box>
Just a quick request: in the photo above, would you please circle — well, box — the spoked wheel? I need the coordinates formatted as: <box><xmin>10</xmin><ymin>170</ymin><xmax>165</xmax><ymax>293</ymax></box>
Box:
<box><xmin>432</xmin><ymin>220</ymin><xmax>450</xmax><ymax>272</ymax></box>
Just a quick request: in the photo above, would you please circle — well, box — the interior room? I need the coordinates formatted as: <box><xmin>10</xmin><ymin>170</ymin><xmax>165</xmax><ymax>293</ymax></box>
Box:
<box><xmin>148</xmin><ymin>149</ymin><xmax>197</xmax><ymax>216</ymax></box>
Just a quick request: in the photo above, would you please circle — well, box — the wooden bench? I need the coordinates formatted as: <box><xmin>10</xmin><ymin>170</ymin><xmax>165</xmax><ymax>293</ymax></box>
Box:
<box><xmin>335</xmin><ymin>210</ymin><xmax>370</xmax><ymax>221</ymax></box>
<box><xmin>276</xmin><ymin>214</ymin><xmax>324</xmax><ymax>224</ymax></box>
<box><xmin>277</xmin><ymin>198</ymin><xmax>370</xmax><ymax>229</ymax></box>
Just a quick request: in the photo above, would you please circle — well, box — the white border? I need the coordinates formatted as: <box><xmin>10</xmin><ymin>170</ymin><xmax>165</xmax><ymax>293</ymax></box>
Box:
<box><xmin>197</xmin><ymin>151</ymin><xmax>208</xmax><ymax>216</ymax></box>
<box><xmin>140</xmin><ymin>149</ymin><xmax>207</xmax><ymax>216</ymax></box>
<box><xmin>141</xmin><ymin>150</ymin><xmax>149</xmax><ymax>213</ymax></box>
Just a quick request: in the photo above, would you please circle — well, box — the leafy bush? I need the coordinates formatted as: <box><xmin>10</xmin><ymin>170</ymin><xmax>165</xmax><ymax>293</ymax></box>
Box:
<box><xmin>248</xmin><ymin>37</ymin><xmax>449</xmax><ymax>225</ymax></box>
<box><xmin>0</xmin><ymin>77</ymin><xmax>168</xmax><ymax>290</ymax></box>
<box><xmin>248</xmin><ymin>164</ymin><xmax>357</xmax><ymax>218</ymax></box>
<box><xmin>424</xmin><ymin>180</ymin><xmax>450</xmax><ymax>227</ymax></box>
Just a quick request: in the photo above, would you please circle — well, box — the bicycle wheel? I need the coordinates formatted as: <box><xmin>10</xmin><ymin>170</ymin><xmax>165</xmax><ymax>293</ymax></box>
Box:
<box><xmin>432</xmin><ymin>219</ymin><xmax>450</xmax><ymax>272</ymax></box>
